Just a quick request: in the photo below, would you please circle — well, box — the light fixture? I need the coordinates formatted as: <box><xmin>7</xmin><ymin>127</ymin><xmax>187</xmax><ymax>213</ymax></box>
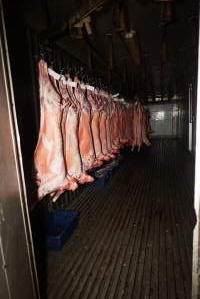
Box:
<box><xmin>155</xmin><ymin>0</ymin><xmax>175</xmax><ymax>2</ymax></box>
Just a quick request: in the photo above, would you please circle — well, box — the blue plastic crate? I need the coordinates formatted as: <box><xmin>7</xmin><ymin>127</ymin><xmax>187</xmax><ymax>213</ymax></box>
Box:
<box><xmin>91</xmin><ymin>170</ymin><xmax>111</xmax><ymax>187</ymax></box>
<box><xmin>102</xmin><ymin>161</ymin><xmax>119</xmax><ymax>177</ymax></box>
<box><xmin>118</xmin><ymin>155</ymin><xmax>124</xmax><ymax>163</ymax></box>
<box><xmin>46</xmin><ymin>210</ymin><xmax>79</xmax><ymax>251</ymax></box>
<box><xmin>112</xmin><ymin>163</ymin><xmax>120</xmax><ymax>175</ymax></box>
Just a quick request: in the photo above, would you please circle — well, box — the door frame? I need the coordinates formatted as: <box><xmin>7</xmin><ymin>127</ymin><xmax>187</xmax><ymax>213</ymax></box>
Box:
<box><xmin>192</xmin><ymin>5</ymin><xmax>200</xmax><ymax>298</ymax></box>
<box><xmin>0</xmin><ymin>2</ymin><xmax>39</xmax><ymax>298</ymax></box>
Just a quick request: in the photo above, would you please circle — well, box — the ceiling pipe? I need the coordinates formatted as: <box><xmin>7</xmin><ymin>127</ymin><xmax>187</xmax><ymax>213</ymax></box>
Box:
<box><xmin>154</xmin><ymin>0</ymin><xmax>175</xmax><ymax>2</ymax></box>
<box><xmin>68</xmin><ymin>0</ymin><xmax>110</xmax><ymax>27</ymax></box>
<box><xmin>113</xmin><ymin>0</ymin><xmax>141</xmax><ymax>65</ymax></box>
<box><xmin>40</xmin><ymin>0</ymin><xmax>111</xmax><ymax>41</ymax></box>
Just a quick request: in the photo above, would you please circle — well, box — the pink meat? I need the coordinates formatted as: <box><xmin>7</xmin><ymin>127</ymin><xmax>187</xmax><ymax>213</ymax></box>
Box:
<box><xmin>131</xmin><ymin>102</ymin><xmax>151</xmax><ymax>151</ymax></box>
<box><xmin>86</xmin><ymin>89</ymin><xmax>103</xmax><ymax>167</ymax></box>
<box><xmin>111</xmin><ymin>102</ymin><xmax>120</xmax><ymax>151</ymax></box>
<box><xmin>59</xmin><ymin>80</ymin><xmax>81</xmax><ymax>184</ymax></box>
<box><xmin>66</xmin><ymin>83</ymin><xmax>94</xmax><ymax>184</ymax></box>
<box><xmin>34</xmin><ymin>60</ymin><xmax>77</xmax><ymax>200</ymax></box>
<box><xmin>73</xmin><ymin>83</ymin><xmax>96</xmax><ymax>171</ymax></box>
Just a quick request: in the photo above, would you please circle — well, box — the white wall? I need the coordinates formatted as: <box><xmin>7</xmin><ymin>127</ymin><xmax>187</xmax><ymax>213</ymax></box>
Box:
<box><xmin>148</xmin><ymin>103</ymin><xmax>180</xmax><ymax>138</ymax></box>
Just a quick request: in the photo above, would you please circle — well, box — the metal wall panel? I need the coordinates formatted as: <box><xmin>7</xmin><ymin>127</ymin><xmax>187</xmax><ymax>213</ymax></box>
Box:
<box><xmin>0</xmin><ymin>4</ymin><xmax>38</xmax><ymax>299</ymax></box>
<box><xmin>148</xmin><ymin>103</ymin><xmax>179</xmax><ymax>137</ymax></box>
<box><xmin>0</xmin><ymin>238</ymin><xmax>9</xmax><ymax>298</ymax></box>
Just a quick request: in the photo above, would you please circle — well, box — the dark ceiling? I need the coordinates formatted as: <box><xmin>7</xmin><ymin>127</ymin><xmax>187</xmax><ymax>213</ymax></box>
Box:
<box><xmin>21</xmin><ymin>0</ymin><xmax>199</xmax><ymax>100</ymax></box>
